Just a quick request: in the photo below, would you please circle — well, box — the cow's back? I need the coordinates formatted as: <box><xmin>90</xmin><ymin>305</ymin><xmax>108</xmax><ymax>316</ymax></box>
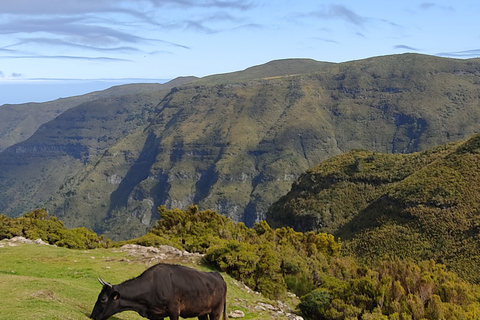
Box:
<box><xmin>147</xmin><ymin>264</ymin><xmax>227</xmax><ymax>319</ymax></box>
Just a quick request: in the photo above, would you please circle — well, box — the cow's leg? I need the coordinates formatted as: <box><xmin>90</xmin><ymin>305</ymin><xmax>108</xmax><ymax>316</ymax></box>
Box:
<box><xmin>210</xmin><ymin>312</ymin><xmax>222</xmax><ymax>320</ymax></box>
<box><xmin>168</xmin><ymin>314</ymin><xmax>179</xmax><ymax>320</ymax></box>
<box><xmin>198</xmin><ymin>315</ymin><xmax>209</xmax><ymax>320</ymax></box>
<box><xmin>209</xmin><ymin>309</ymin><xmax>224</xmax><ymax>320</ymax></box>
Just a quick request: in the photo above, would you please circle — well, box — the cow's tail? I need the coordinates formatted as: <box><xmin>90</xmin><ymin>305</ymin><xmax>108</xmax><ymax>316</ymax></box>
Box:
<box><xmin>223</xmin><ymin>297</ymin><xmax>228</xmax><ymax>320</ymax></box>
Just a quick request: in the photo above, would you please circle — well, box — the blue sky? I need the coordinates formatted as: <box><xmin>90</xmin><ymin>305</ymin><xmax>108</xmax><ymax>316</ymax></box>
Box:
<box><xmin>1</xmin><ymin>0</ymin><xmax>479</xmax><ymax>105</ymax></box>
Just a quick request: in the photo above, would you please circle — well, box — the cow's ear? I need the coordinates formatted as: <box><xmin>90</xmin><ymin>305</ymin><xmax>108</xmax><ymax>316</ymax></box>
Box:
<box><xmin>112</xmin><ymin>291</ymin><xmax>120</xmax><ymax>300</ymax></box>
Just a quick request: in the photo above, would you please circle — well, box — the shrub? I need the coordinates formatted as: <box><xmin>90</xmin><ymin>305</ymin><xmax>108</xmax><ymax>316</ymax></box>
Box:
<box><xmin>0</xmin><ymin>209</ymin><xmax>112</xmax><ymax>249</ymax></box>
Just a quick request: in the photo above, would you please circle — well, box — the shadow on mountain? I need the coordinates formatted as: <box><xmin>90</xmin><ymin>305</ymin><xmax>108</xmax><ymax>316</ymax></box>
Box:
<box><xmin>193</xmin><ymin>147</ymin><xmax>224</xmax><ymax>205</ymax></box>
<box><xmin>334</xmin><ymin>195</ymin><xmax>411</xmax><ymax>240</ymax></box>
<box><xmin>107</xmin><ymin>131</ymin><xmax>159</xmax><ymax>216</ymax></box>
<box><xmin>193</xmin><ymin>163</ymin><xmax>218</xmax><ymax>205</ymax></box>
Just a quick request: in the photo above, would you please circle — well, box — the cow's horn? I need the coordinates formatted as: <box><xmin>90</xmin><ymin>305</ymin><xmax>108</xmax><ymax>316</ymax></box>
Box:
<box><xmin>97</xmin><ymin>277</ymin><xmax>112</xmax><ymax>288</ymax></box>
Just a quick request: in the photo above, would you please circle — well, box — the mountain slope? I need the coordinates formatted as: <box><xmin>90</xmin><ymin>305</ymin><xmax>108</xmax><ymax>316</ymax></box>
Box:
<box><xmin>0</xmin><ymin>78</ymin><xmax>196</xmax><ymax>152</ymax></box>
<box><xmin>2</xmin><ymin>54</ymin><xmax>480</xmax><ymax>240</ymax></box>
<box><xmin>267</xmin><ymin>133</ymin><xmax>480</xmax><ymax>282</ymax></box>
<box><xmin>0</xmin><ymin>78</ymin><xmax>197</xmax><ymax>223</ymax></box>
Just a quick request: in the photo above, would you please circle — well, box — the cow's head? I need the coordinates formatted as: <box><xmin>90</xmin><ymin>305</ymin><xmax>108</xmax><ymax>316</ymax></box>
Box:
<box><xmin>90</xmin><ymin>278</ymin><xmax>121</xmax><ymax>320</ymax></box>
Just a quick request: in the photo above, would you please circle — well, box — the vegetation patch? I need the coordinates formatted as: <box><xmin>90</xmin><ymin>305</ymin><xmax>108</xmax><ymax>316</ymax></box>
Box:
<box><xmin>268</xmin><ymin>133</ymin><xmax>480</xmax><ymax>285</ymax></box>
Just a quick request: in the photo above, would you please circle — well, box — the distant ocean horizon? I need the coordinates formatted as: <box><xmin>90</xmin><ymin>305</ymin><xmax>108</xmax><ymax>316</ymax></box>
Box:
<box><xmin>0</xmin><ymin>78</ymin><xmax>170</xmax><ymax>106</ymax></box>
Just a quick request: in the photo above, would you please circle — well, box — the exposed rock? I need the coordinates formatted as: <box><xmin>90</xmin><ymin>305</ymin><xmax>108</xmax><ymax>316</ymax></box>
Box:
<box><xmin>254</xmin><ymin>305</ymin><xmax>267</xmax><ymax>312</ymax></box>
<box><xmin>10</xmin><ymin>236</ymin><xmax>34</xmax><ymax>244</ymax></box>
<box><xmin>0</xmin><ymin>236</ymin><xmax>50</xmax><ymax>246</ymax></box>
<box><xmin>117</xmin><ymin>244</ymin><xmax>203</xmax><ymax>263</ymax></box>
<box><xmin>257</xmin><ymin>302</ymin><xmax>277</xmax><ymax>311</ymax></box>
<box><xmin>228</xmin><ymin>310</ymin><xmax>245</xmax><ymax>318</ymax></box>
<box><xmin>34</xmin><ymin>238</ymin><xmax>49</xmax><ymax>245</ymax></box>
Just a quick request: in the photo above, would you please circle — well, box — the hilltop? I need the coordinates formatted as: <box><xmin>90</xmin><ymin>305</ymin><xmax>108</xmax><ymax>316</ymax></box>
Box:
<box><xmin>2</xmin><ymin>54</ymin><xmax>480</xmax><ymax>239</ymax></box>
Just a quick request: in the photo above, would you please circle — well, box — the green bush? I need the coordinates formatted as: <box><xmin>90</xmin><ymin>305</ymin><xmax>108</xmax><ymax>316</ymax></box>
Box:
<box><xmin>0</xmin><ymin>209</ymin><xmax>112</xmax><ymax>249</ymax></box>
<box><xmin>298</xmin><ymin>288</ymin><xmax>332</xmax><ymax>320</ymax></box>
<box><xmin>297</xmin><ymin>257</ymin><xmax>480</xmax><ymax>320</ymax></box>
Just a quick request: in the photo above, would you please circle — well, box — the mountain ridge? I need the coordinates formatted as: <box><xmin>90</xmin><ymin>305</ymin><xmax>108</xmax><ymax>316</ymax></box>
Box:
<box><xmin>2</xmin><ymin>54</ymin><xmax>480</xmax><ymax>240</ymax></box>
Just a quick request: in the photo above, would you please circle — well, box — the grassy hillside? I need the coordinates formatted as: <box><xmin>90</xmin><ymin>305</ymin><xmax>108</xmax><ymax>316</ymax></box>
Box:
<box><xmin>0</xmin><ymin>241</ymin><xmax>297</xmax><ymax>320</ymax></box>
<box><xmin>4</xmin><ymin>208</ymin><xmax>480</xmax><ymax>320</ymax></box>
<box><xmin>3</xmin><ymin>54</ymin><xmax>480</xmax><ymax>240</ymax></box>
<box><xmin>267</xmin><ymin>133</ymin><xmax>480</xmax><ymax>283</ymax></box>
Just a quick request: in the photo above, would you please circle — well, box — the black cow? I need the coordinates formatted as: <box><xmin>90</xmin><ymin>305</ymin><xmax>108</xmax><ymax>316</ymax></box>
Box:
<box><xmin>90</xmin><ymin>263</ymin><xmax>228</xmax><ymax>320</ymax></box>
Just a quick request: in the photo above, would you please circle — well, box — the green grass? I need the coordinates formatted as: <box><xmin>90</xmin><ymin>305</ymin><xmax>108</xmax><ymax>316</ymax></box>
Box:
<box><xmin>0</xmin><ymin>243</ymin><xmax>298</xmax><ymax>320</ymax></box>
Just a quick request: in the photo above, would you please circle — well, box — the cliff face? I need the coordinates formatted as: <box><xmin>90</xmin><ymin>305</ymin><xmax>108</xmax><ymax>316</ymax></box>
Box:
<box><xmin>2</xmin><ymin>54</ymin><xmax>480</xmax><ymax>240</ymax></box>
